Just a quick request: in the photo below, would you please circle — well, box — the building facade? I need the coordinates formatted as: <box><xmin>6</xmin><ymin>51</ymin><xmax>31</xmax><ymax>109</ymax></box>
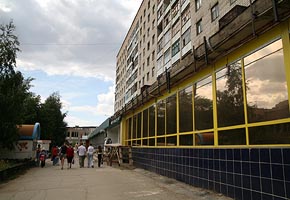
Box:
<box><xmin>65</xmin><ymin>126</ymin><xmax>96</xmax><ymax>145</ymax></box>
<box><xmin>114</xmin><ymin>0</ymin><xmax>290</xmax><ymax>199</ymax></box>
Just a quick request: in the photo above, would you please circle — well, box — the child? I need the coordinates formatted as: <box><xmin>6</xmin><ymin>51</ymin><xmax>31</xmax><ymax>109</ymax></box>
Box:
<box><xmin>39</xmin><ymin>148</ymin><xmax>47</xmax><ymax>168</ymax></box>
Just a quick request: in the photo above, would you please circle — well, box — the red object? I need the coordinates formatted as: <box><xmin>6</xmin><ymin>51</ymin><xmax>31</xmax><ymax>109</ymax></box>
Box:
<box><xmin>66</xmin><ymin>147</ymin><xmax>74</xmax><ymax>157</ymax></box>
<box><xmin>52</xmin><ymin>147</ymin><xmax>58</xmax><ymax>156</ymax></box>
<box><xmin>40</xmin><ymin>154</ymin><xmax>45</xmax><ymax>161</ymax></box>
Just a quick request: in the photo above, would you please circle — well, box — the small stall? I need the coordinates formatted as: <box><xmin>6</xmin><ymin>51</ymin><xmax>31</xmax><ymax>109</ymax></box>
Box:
<box><xmin>104</xmin><ymin>144</ymin><xmax>132</xmax><ymax>166</ymax></box>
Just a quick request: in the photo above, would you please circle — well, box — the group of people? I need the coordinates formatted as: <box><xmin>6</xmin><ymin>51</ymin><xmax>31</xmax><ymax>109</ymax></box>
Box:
<box><xmin>36</xmin><ymin>142</ymin><xmax>103</xmax><ymax>170</ymax></box>
<box><xmin>76</xmin><ymin>143</ymin><xmax>103</xmax><ymax>168</ymax></box>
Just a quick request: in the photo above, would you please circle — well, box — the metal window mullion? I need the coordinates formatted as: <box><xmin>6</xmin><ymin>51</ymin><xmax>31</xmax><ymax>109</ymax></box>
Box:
<box><xmin>212</xmin><ymin>68</ymin><xmax>218</xmax><ymax>147</ymax></box>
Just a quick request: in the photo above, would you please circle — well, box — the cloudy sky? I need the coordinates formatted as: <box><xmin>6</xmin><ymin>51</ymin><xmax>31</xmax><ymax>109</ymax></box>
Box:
<box><xmin>0</xmin><ymin>0</ymin><xmax>142</xmax><ymax>126</ymax></box>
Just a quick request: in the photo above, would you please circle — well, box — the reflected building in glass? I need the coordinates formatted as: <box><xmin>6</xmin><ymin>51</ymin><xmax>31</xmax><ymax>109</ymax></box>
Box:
<box><xmin>112</xmin><ymin>0</ymin><xmax>290</xmax><ymax>199</ymax></box>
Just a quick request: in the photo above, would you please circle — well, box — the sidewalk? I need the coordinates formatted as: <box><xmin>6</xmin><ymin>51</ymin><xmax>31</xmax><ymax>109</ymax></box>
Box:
<box><xmin>0</xmin><ymin>158</ymin><xmax>232</xmax><ymax>200</ymax></box>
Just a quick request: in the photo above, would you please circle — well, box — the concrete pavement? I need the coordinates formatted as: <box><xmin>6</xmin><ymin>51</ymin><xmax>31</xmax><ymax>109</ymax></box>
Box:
<box><xmin>0</xmin><ymin>158</ymin><xmax>232</xmax><ymax>200</ymax></box>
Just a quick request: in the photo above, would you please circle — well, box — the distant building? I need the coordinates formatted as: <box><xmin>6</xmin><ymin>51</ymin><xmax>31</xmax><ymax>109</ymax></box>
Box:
<box><xmin>112</xmin><ymin>0</ymin><xmax>290</xmax><ymax>199</ymax></box>
<box><xmin>65</xmin><ymin>126</ymin><xmax>96</xmax><ymax>146</ymax></box>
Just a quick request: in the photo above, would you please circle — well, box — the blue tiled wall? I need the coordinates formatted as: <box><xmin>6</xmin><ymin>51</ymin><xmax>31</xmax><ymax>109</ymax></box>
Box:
<box><xmin>132</xmin><ymin>148</ymin><xmax>290</xmax><ymax>200</ymax></box>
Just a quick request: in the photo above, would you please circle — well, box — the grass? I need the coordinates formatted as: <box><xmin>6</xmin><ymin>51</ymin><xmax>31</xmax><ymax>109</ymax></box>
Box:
<box><xmin>0</xmin><ymin>160</ymin><xmax>18</xmax><ymax>171</ymax></box>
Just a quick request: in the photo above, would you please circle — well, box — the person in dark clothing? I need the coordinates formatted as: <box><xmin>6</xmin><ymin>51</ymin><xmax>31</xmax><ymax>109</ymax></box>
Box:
<box><xmin>97</xmin><ymin>145</ymin><xmax>103</xmax><ymax>167</ymax></box>
<box><xmin>66</xmin><ymin>144</ymin><xmax>74</xmax><ymax>169</ymax></box>
<box><xmin>60</xmin><ymin>143</ymin><xmax>67</xmax><ymax>170</ymax></box>
<box><xmin>39</xmin><ymin>149</ymin><xmax>47</xmax><ymax>168</ymax></box>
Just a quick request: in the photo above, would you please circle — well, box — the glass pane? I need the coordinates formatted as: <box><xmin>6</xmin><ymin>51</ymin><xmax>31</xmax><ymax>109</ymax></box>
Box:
<box><xmin>166</xmin><ymin>94</ymin><xmax>177</xmax><ymax>134</ymax></box>
<box><xmin>133</xmin><ymin>115</ymin><xmax>137</xmax><ymax>139</ymax></box>
<box><xmin>137</xmin><ymin>113</ymin><xmax>142</xmax><ymax>138</ymax></box>
<box><xmin>195</xmin><ymin>132</ymin><xmax>214</xmax><ymax>146</ymax></box>
<box><xmin>216</xmin><ymin>61</ymin><xmax>245</xmax><ymax>127</ymax></box>
<box><xmin>249</xmin><ymin>122</ymin><xmax>290</xmax><ymax>144</ymax></box>
<box><xmin>132</xmin><ymin>140</ymin><xmax>138</xmax><ymax>146</ymax></box>
<box><xmin>245</xmin><ymin>39</ymin><xmax>290</xmax><ymax>123</ymax></box>
<box><xmin>179</xmin><ymin>86</ymin><xmax>193</xmax><ymax>132</ymax></box>
<box><xmin>218</xmin><ymin>128</ymin><xmax>246</xmax><ymax>145</ymax></box>
<box><xmin>180</xmin><ymin>134</ymin><xmax>193</xmax><ymax>146</ymax></box>
<box><xmin>143</xmin><ymin>109</ymin><xmax>148</xmax><ymax>137</ymax></box>
<box><xmin>166</xmin><ymin>136</ymin><xmax>177</xmax><ymax>146</ymax></box>
<box><xmin>157</xmin><ymin>100</ymin><xmax>165</xmax><ymax>135</ymax></box>
<box><xmin>149</xmin><ymin>105</ymin><xmax>156</xmax><ymax>137</ymax></box>
<box><xmin>194</xmin><ymin>76</ymin><xmax>213</xmax><ymax>130</ymax></box>
<box><xmin>143</xmin><ymin>138</ymin><xmax>148</xmax><ymax>146</ymax></box>
<box><xmin>149</xmin><ymin>138</ymin><xmax>155</xmax><ymax>146</ymax></box>
<box><xmin>127</xmin><ymin>118</ymin><xmax>132</xmax><ymax>139</ymax></box>
<box><xmin>157</xmin><ymin>137</ymin><xmax>165</xmax><ymax>146</ymax></box>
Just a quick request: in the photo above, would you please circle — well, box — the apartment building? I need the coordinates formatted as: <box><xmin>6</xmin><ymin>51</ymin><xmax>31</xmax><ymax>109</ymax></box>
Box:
<box><xmin>65</xmin><ymin>126</ymin><xmax>96</xmax><ymax>145</ymax></box>
<box><xmin>114</xmin><ymin>0</ymin><xmax>290</xmax><ymax>199</ymax></box>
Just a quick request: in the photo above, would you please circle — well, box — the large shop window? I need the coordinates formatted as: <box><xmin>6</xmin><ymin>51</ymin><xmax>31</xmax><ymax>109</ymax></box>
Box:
<box><xmin>166</xmin><ymin>94</ymin><xmax>177</xmax><ymax>134</ymax></box>
<box><xmin>179</xmin><ymin>86</ymin><xmax>193</xmax><ymax>132</ymax></box>
<box><xmin>218</xmin><ymin>128</ymin><xmax>246</xmax><ymax>145</ymax></box>
<box><xmin>244</xmin><ymin>39</ymin><xmax>289</xmax><ymax>123</ymax></box>
<box><xmin>137</xmin><ymin>112</ymin><xmax>142</xmax><ymax>138</ymax></box>
<box><xmin>216</xmin><ymin>60</ymin><xmax>245</xmax><ymax>127</ymax></box>
<box><xmin>133</xmin><ymin>115</ymin><xmax>137</xmax><ymax>139</ymax></box>
<box><xmin>157</xmin><ymin>100</ymin><xmax>166</xmax><ymax>136</ymax></box>
<box><xmin>127</xmin><ymin>118</ymin><xmax>132</xmax><ymax>139</ymax></box>
<box><xmin>149</xmin><ymin>105</ymin><xmax>156</xmax><ymax>137</ymax></box>
<box><xmin>194</xmin><ymin>76</ymin><xmax>213</xmax><ymax>130</ymax></box>
<box><xmin>249</xmin><ymin>122</ymin><xmax>290</xmax><ymax>144</ymax></box>
<box><xmin>143</xmin><ymin>109</ymin><xmax>148</xmax><ymax>138</ymax></box>
<box><xmin>180</xmin><ymin>134</ymin><xmax>193</xmax><ymax>146</ymax></box>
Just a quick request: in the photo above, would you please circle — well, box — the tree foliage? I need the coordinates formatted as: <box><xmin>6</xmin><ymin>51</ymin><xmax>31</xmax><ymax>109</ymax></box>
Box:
<box><xmin>0</xmin><ymin>21</ymin><xmax>68</xmax><ymax>149</ymax></box>
<box><xmin>39</xmin><ymin>92</ymin><xmax>67</xmax><ymax>146</ymax></box>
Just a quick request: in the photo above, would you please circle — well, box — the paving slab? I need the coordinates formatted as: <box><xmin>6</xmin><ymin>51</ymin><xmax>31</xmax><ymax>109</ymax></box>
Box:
<box><xmin>0</xmin><ymin>158</ymin><xmax>232</xmax><ymax>200</ymax></box>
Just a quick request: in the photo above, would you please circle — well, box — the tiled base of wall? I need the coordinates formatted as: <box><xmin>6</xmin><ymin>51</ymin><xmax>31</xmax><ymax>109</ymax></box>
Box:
<box><xmin>132</xmin><ymin>148</ymin><xmax>290</xmax><ymax>200</ymax></box>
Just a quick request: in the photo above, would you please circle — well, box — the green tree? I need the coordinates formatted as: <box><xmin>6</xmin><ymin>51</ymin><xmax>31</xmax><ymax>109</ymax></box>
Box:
<box><xmin>0</xmin><ymin>21</ymin><xmax>32</xmax><ymax>149</ymax></box>
<box><xmin>22</xmin><ymin>93</ymin><xmax>41</xmax><ymax>124</ymax></box>
<box><xmin>39</xmin><ymin>92</ymin><xmax>67</xmax><ymax>146</ymax></box>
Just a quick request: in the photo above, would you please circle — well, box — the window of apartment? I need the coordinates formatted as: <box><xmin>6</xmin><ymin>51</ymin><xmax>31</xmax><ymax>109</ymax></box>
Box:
<box><xmin>181</xmin><ymin>6</ymin><xmax>190</xmax><ymax>26</ymax></box>
<box><xmin>195</xmin><ymin>0</ymin><xmax>202</xmax><ymax>11</ymax></box>
<box><xmin>139</xmin><ymin>80</ymin><xmax>141</xmax><ymax>88</ymax></box>
<box><xmin>147</xmin><ymin>56</ymin><xmax>150</xmax><ymax>66</ymax></box>
<box><xmin>142</xmin><ymin>76</ymin><xmax>145</xmax><ymax>85</ymax></box>
<box><xmin>152</xmin><ymin>19</ymin><xmax>155</xmax><ymax>29</ymax></box>
<box><xmin>196</xmin><ymin>19</ymin><xmax>202</xmax><ymax>35</ymax></box>
<box><xmin>182</xmin><ymin>28</ymin><xmax>191</xmax><ymax>47</ymax></box>
<box><xmin>140</xmin><ymin>27</ymin><xmax>142</xmax><ymax>36</ymax></box>
<box><xmin>172</xmin><ymin>20</ymin><xmax>180</xmax><ymax>36</ymax></box>
<box><xmin>157</xmin><ymin>56</ymin><xmax>163</xmax><ymax>70</ymax></box>
<box><xmin>143</xmin><ymin>48</ymin><xmax>145</xmax><ymax>56</ymax></box>
<box><xmin>157</xmin><ymin>7</ymin><xmax>163</xmax><ymax>20</ymax></box>
<box><xmin>164</xmin><ymin>30</ymin><xmax>171</xmax><ymax>45</ymax></box>
<box><xmin>143</xmin><ymin>62</ymin><xmax>145</xmax><ymax>71</ymax></box>
<box><xmin>140</xmin><ymin>16</ymin><xmax>142</xmax><ymax>23</ymax></box>
<box><xmin>164</xmin><ymin>49</ymin><xmax>171</xmax><ymax>64</ymax></box>
<box><xmin>152</xmin><ymin>67</ymin><xmax>155</xmax><ymax>77</ymax></box>
<box><xmin>148</xmin><ymin>13</ymin><xmax>150</xmax><ymax>22</ymax></box>
<box><xmin>152</xmin><ymin>50</ymin><xmax>155</xmax><ymax>61</ymax></box>
<box><xmin>147</xmin><ymin>72</ymin><xmax>150</xmax><ymax>81</ymax></box>
<box><xmin>171</xmin><ymin>1</ymin><xmax>180</xmax><ymax>18</ymax></box>
<box><xmin>148</xmin><ymin>1</ymin><xmax>150</xmax><ymax>9</ymax></box>
<box><xmin>147</xmin><ymin>41</ymin><xmax>150</xmax><ymax>50</ymax></box>
<box><xmin>172</xmin><ymin>40</ymin><xmax>180</xmax><ymax>56</ymax></box>
<box><xmin>143</xmin><ymin>35</ymin><xmax>145</xmax><ymax>43</ymax></box>
<box><xmin>211</xmin><ymin>3</ymin><xmax>219</xmax><ymax>21</ymax></box>
<box><xmin>152</xmin><ymin>34</ymin><xmax>155</xmax><ymax>44</ymax></box>
<box><xmin>157</xmin><ymin>39</ymin><xmax>163</xmax><ymax>53</ymax></box>
<box><xmin>147</xmin><ymin>27</ymin><xmax>150</xmax><ymax>37</ymax></box>
<box><xmin>144</xmin><ymin>9</ymin><xmax>146</xmax><ymax>17</ymax></box>
<box><xmin>143</xmin><ymin>22</ymin><xmax>145</xmax><ymax>30</ymax></box>
<box><xmin>152</xmin><ymin>4</ymin><xmax>155</xmax><ymax>13</ymax></box>
<box><xmin>164</xmin><ymin>13</ymin><xmax>170</xmax><ymax>28</ymax></box>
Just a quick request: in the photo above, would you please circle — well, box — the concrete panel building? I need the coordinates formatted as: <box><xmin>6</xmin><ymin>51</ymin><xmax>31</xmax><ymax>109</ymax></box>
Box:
<box><xmin>113</xmin><ymin>0</ymin><xmax>290</xmax><ymax>199</ymax></box>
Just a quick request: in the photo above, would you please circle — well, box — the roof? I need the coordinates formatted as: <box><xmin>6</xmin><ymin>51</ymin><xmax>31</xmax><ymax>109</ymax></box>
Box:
<box><xmin>88</xmin><ymin>118</ymin><xmax>110</xmax><ymax>139</ymax></box>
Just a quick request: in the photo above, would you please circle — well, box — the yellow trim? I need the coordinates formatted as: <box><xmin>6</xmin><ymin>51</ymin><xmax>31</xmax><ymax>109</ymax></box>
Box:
<box><xmin>122</xmin><ymin>22</ymin><xmax>290</xmax><ymax>148</ymax></box>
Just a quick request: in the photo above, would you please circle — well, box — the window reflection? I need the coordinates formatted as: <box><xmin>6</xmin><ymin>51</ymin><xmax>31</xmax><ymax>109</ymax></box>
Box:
<box><xmin>157</xmin><ymin>137</ymin><xmax>165</xmax><ymax>146</ymax></box>
<box><xmin>195</xmin><ymin>132</ymin><xmax>214</xmax><ymax>145</ymax></box>
<box><xmin>179</xmin><ymin>86</ymin><xmax>193</xmax><ymax>132</ymax></box>
<box><xmin>166</xmin><ymin>94</ymin><xmax>177</xmax><ymax>134</ymax></box>
<box><xmin>166</xmin><ymin>136</ymin><xmax>177</xmax><ymax>146</ymax></box>
<box><xmin>143</xmin><ymin>109</ymin><xmax>148</xmax><ymax>137</ymax></box>
<box><xmin>245</xmin><ymin>39</ymin><xmax>289</xmax><ymax>123</ymax></box>
<box><xmin>249</xmin><ymin>122</ymin><xmax>290</xmax><ymax>144</ymax></box>
<box><xmin>133</xmin><ymin>115</ymin><xmax>137</xmax><ymax>139</ymax></box>
<box><xmin>137</xmin><ymin>112</ymin><xmax>142</xmax><ymax>138</ymax></box>
<box><xmin>216</xmin><ymin>61</ymin><xmax>245</xmax><ymax>127</ymax></box>
<box><xmin>149</xmin><ymin>105</ymin><xmax>156</xmax><ymax>137</ymax></box>
<box><xmin>194</xmin><ymin>76</ymin><xmax>213</xmax><ymax>130</ymax></box>
<box><xmin>157</xmin><ymin>100</ymin><xmax>165</xmax><ymax>135</ymax></box>
<box><xmin>180</xmin><ymin>134</ymin><xmax>193</xmax><ymax>145</ymax></box>
<box><xmin>127</xmin><ymin>118</ymin><xmax>132</xmax><ymax>139</ymax></box>
<box><xmin>218</xmin><ymin>128</ymin><xmax>246</xmax><ymax>145</ymax></box>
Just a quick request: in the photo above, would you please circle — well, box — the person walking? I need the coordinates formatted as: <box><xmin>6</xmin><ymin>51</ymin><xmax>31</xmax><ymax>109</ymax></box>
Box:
<box><xmin>97</xmin><ymin>145</ymin><xmax>103</xmax><ymax>167</ymax></box>
<box><xmin>36</xmin><ymin>144</ymin><xmax>41</xmax><ymax>167</ymax></box>
<box><xmin>66</xmin><ymin>143</ymin><xmax>74</xmax><ymax>169</ymax></box>
<box><xmin>87</xmin><ymin>144</ymin><xmax>94</xmax><ymax>168</ymax></box>
<box><xmin>77</xmin><ymin>142</ymin><xmax>86</xmax><ymax>168</ymax></box>
<box><xmin>60</xmin><ymin>142</ymin><xmax>67</xmax><ymax>170</ymax></box>
<box><xmin>51</xmin><ymin>145</ymin><xmax>59</xmax><ymax>166</ymax></box>
<box><xmin>39</xmin><ymin>148</ymin><xmax>47</xmax><ymax>168</ymax></box>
